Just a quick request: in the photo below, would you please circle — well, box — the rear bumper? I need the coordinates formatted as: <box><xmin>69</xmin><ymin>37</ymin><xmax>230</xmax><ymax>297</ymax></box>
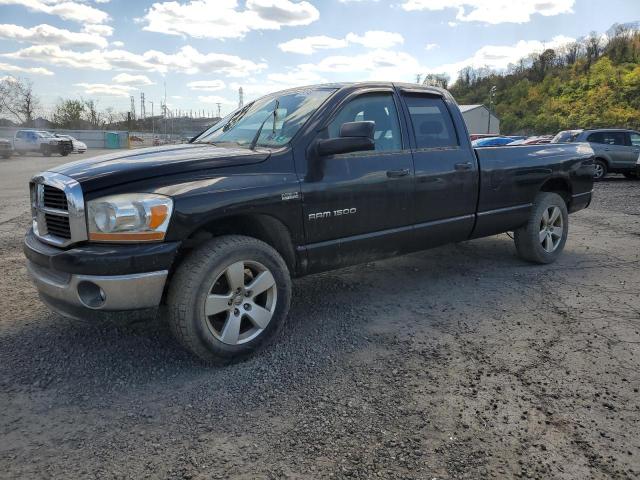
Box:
<box><xmin>24</xmin><ymin>229</ymin><xmax>180</xmax><ymax>319</ymax></box>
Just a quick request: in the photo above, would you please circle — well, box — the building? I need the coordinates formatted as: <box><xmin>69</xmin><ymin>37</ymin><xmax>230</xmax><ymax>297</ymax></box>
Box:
<box><xmin>459</xmin><ymin>104</ymin><xmax>500</xmax><ymax>135</ymax></box>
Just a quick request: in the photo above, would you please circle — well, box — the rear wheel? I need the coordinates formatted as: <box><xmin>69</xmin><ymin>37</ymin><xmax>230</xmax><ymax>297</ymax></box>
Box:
<box><xmin>41</xmin><ymin>145</ymin><xmax>51</xmax><ymax>157</ymax></box>
<box><xmin>514</xmin><ymin>192</ymin><xmax>568</xmax><ymax>264</ymax></box>
<box><xmin>167</xmin><ymin>235</ymin><xmax>291</xmax><ymax>363</ymax></box>
<box><xmin>593</xmin><ymin>159</ymin><xmax>607</xmax><ymax>180</ymax></box>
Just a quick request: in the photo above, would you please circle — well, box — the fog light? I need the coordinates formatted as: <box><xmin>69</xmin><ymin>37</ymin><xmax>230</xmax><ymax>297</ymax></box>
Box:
<box><xmin>77</xmin><ymin>281</ymin><xmax>106</xmax><ymax>308</ymax></box>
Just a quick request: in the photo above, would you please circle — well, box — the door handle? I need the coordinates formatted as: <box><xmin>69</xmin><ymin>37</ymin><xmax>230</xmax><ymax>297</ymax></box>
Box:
<box><xmin>454</xmin><ymin>162</ymin><xmax>473</xmax><ymax>171</ymax></box>
<box><xmin>386</xmin><ymin>168</ymin><xmax>410</xmax><ymax>178</ymax></box>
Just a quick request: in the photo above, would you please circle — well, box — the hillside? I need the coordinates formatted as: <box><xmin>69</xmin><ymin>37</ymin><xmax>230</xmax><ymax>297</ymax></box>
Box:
<box><xmin>448</xmin><ymin>28</ymin><xmax>640</xmax><ymax>135</ymax></box>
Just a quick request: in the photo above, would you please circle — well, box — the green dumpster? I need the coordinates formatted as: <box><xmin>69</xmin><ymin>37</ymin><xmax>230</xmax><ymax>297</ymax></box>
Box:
<box><xmin>105</xmin><ymin>132</ymin><xmax>120</xmax><ymax>148</ymax></box>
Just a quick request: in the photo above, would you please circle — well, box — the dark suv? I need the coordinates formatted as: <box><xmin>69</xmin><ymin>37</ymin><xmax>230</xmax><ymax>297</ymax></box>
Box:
<box><xmin>552</xmin><ymin>129</ymin><xmax>640</xmax><ymax>180</ymax></box>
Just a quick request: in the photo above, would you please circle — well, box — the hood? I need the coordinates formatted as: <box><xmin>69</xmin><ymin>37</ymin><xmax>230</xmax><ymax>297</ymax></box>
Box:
<box><xmin>50</xmin><ymin>143</ymin><xmax>270</xmax><ymax>192</ymax></box>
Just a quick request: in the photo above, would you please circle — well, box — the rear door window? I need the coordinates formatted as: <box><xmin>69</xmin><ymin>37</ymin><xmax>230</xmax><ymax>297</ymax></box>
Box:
<box><xmin>628</xmin><ymin>132</ymin><xmax>640</xmax><ymax>147</ymax></box>
<box><xmin>401</xmin><ymin>95</ymin><xmax>458</xmax><ymax>149</ymax></box>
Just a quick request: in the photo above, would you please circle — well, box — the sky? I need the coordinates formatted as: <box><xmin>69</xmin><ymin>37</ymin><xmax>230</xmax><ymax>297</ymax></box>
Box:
<box><xmin>0</xmin><ymin>0</ymin><xmax>638</xmax><ymax>117</ymax></box>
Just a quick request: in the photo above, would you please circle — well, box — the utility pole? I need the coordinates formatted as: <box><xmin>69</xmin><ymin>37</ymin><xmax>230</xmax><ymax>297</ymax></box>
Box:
<box><xmin>238</xmin><ymin>87</ymin><xmax>244</xmax><ymax>108</ymax></box>
<box><xmin>216</xmin><ymin>102</ymin><xmax>221</xmax><ymax>118</ymax></box>
<box><xmin>140</xmin><ymin>92</ymin><xmax>145</xmax><ymax>119</ymax></box>
<box><xmin>150</xmin><ymin>101</ymin><xmax>154</xmax><ymax>134</ymax></box>
<box><xmin>487</xmin><ymin>86</ymin><xmax>497</xmax><ymax>134</ymax></box>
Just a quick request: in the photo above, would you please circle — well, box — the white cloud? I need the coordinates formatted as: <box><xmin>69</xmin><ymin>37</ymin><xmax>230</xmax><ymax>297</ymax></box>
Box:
<box><xmin>82</xmin><ymin>24</ymin><xmax>113</xmax><ymax>37</ymax></box>
<box><xmin>425</xmin><ymin>43</ymin><xmax>438</xmax><ymax>50</ymax></box>
<box><xmin>3</xmin><ymin>45</ymin><xmax>267</xmax><ymax>76</ymax></box>
<box><xmin>0</xmin><ymin>61</ymin><xmax>54</xmax><ymax>75</ymax></box>
<box><xmin>112</xmin><ymin>73</ymin><xmax>154</xmax><ymax>86</ymax></box>
<box><xmin>0</xmin><ymin>0</ymin><xmax>110</xmax><ymax>24</ymax></box>
<box><xmin>278</xmin><ymin>30</ymin><xmax>403</xmax><ymax>55</ymax></box>
<box><xmin>111</xmin><ymin>40</ymin><xmax>124</xmax><ymax>47</ymax></box>
<box><xmin>401</xmin><ymin>0</ymin><xmax>574</xmax><ymax>24</ymax></box>
<box><xmin>0</xmin><ymin>23</ymin><xmax>108</xmax><ymax>48</ymax></box>
<box><xmin>345</xmin><ymin>30</ymin><xmax>404</xmax><ymax>48</ymax></box>
<box><xmin>75</xmin><ymin>82</ymin><xmax>136</xmax><ymax>97</ymax></box>
<box><xmin>425</xmin><ymin>35</ymin><xmax>575</xmax><ymax>81</ymax></box>
<box><xmin>198</xmin><ymin>95</ymin><xmax>235</xmax><ymax>104</ymax></box>
<box><xmin>302</xmin><ymin>49</ymin><xmax>422</xmax><ymax>79</ymax></box>
<box><xmin>142</xmin><ymin>0</ymin><xmax>319</xmax><ymax>39</ymax></box>
<box><xmin>187</xmin><ymin>80</ymin><xmax>226</xmax><ymax>91</ymax></box>
<box><xmin>279</xmin><ymin>35</ymin><xmax>348</xmax><ymax>55</ymax></box>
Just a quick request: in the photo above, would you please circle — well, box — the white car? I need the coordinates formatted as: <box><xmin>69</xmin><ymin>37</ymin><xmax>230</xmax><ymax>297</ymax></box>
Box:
<box><xmin>54</xmin><ymin>134</ymin><xmax>87</xmax><ymax>154</ymax></box>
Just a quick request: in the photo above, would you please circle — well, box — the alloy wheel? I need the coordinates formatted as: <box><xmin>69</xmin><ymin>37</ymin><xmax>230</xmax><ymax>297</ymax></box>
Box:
<box><xmin>203</xmin><ymin>260</ymin><xmax>277</xmax><ymax>345</ymax></box>
<box><xmin>539</xmin><ymin>206</ymin><xmax>563</xmax><ymax>253</ymax></box>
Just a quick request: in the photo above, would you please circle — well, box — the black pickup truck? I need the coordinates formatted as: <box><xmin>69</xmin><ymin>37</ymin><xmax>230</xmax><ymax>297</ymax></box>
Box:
<box><xmin>24</xmin><ymin>82</ymin><xmax>594</xmax><ymax>362</ymax></box>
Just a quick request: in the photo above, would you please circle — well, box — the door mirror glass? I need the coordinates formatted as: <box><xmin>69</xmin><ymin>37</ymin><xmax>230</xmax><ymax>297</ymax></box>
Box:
<box><xmin>316</xmin><ymin>121</ymin><xmax>375</xmax><ymax>156</ymax></box>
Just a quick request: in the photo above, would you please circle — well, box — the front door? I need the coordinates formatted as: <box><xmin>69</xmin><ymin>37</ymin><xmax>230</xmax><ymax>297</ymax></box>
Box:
<box><xmin>300</xmin><ymin>90</ymin><xmax>414</xmax><ymax>272</ymax></box>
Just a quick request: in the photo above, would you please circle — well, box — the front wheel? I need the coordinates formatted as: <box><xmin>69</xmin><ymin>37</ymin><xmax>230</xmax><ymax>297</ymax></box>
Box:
<box><xmin>593</xmin><ymin>159</ymin><xmax>607</xmax><ymax>180</ymax></box>
<box><xmin>514</xmin><ymin>192</ymin><xmax>568</xmax><ymax>264</ymax></box>
<box><xmin>167</xmin><ymin>235</ymin><xmax>291</xmax><ymax>363</ymax></box>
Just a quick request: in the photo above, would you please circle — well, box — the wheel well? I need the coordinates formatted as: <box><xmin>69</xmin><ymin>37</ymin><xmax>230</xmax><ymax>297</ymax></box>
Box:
<box><xmin>179</xmin><ymin>214</ymin><xmax>296</xmax><ymax>273</ymax></box>
<box><xmin>594</xmin><ymin>157</ymin><xmax>609</xmax><ymax>167</ymax></box>
<box><xmin>540</xmin><ymin>178</ymin><xmax>571</xmax><ymax>206</ymax></box>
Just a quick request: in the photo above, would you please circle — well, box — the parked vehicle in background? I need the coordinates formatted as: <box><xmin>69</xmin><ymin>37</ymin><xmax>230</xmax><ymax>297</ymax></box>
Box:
<box><xmin>24</xmin><ymin>82</ymin><xmax>594</xmax><ymax>363</ymax></box>
<box><xmin>509</xmin><ymin>135</ymin><xmax>554</xmax><ymax>146</ymax></box>
<box><xmin>470</xmin><ymin>133</ymin><xmax>503</xmax><ymax>141</ymax></box>
<box><xmin>13</xmin><ymin>130</ymin><xmax>73</xmax><ymax>157</ymax></box>
<box><xmin>54</xmin><ymin>134</ymin><xmax>87</xmax><ymax>154</ymax></box>
<box><xmin>0</xmin><ymin>138</ymin><xmax>12</xmax><ymax>159</ymax></box>
<box><xmin>471</xmin><ymin>136</ymin><xmax>517</xmax><ymax>147</ymax></box>
<box><xmin>552</xmin><ymin>129</ymin><xmax>640</xmax><ymax>180</ymax></box>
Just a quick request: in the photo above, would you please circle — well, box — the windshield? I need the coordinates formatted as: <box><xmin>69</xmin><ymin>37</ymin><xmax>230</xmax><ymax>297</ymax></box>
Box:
<box><xmin>551</xmin><ymin>130</ymin><xmax>581</xmax><ymax>143</ymax></box>
<box><xmin>194</xmin><ymin>87</ymin><xmax>336</xmax><ymax>148</ymax></box>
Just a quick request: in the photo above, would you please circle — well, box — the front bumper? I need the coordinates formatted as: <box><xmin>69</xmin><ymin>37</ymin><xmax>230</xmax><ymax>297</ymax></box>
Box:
<box><xmin>24</xmin><ymin>229</ymin><xmax>180</xmax><ymax>319</ymax></box>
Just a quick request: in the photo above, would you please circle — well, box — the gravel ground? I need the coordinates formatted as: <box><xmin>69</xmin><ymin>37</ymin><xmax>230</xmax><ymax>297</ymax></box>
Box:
<box><xmin>0</xmin><ymin>154</ymin><xmax>639</xmax><ymax>479</ymax></box>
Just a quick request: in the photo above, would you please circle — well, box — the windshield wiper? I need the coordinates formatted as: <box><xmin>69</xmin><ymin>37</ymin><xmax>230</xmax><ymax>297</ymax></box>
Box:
<box><xmin>248</xmin><ymin>99</ymin><xmax>279</xmax><ymax>151</ymax></box>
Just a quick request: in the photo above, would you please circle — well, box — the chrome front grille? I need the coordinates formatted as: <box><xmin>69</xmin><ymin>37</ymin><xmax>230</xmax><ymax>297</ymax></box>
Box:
<box><xmin>30</xmin><ymin>172</ymin><xmax>87</xmax><ymax>247</ymax></box>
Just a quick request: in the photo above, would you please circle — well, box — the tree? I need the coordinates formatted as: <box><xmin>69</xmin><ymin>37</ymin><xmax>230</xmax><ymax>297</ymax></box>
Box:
<box><xmin>83</xmin><ymin>99</ymin><xmax>102</xmax><ymax>128</ymax></box>
<box><xmin>0</xmin><ymin>76</ymin><xmax>40</xmax><ymax>126</ymax></box>
<box><xmin>52</xmin><ymin>99</ymin><xmax>85</xmax><ymax>129</ymax></box>
<box><xmin>421</xmin><ymin>73</ymin><xmax>450</xmax><ymax>89</ymax></box>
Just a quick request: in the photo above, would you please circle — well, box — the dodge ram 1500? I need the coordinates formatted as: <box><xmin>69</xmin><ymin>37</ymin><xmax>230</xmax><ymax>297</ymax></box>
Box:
<box><xmin>24</xmin><ymin>82</ymin><xmax>595</xmax><ymax>363</ymax></box>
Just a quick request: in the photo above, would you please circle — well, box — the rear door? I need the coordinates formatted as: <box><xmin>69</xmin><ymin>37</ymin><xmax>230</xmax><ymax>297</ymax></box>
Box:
<box><xmin>626</xmin><ymin>132</ymin><xmax>640</xmax><ymax>166</ymax></box>
<box><xmin>589</xmin><ymin>131</ymin><xmax>633</xmax><ymax>169</ymax></box>
<box><xmin>398</xmin><ymin>90</ymin><xmax>478</xmax><ymax>248</ymax></box>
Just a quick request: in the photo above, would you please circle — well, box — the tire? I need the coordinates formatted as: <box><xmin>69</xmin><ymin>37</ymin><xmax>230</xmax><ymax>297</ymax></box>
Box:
<box><xmin>167</xmin><ymin>235</ymin><xmax>292</xmax><ymax>364</ymax></box>
<box><xmin>61</xmin><ymin>151</ymin><xmax>69</xmax><ymax>157</ymax></box>
<box><xmin>514</xmin><ymin>192</ymin><xmax>569</xmax><ymax>264</ymax></box>
<box><xmin>593</xmin><ymin>159</ymin><xmax>607</xmax><ymax>180</ymax></box>
<box><xmin>41</xmin><ymin>145</ymin><xmax>51</xmax><ymax>157</ymax></box>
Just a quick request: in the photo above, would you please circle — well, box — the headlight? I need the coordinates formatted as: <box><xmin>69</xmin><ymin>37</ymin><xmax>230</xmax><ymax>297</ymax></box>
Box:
<box><xmin>87</xmin><ymin>193</ymin><xmax>173</xmax><ymax>242</ymax></box>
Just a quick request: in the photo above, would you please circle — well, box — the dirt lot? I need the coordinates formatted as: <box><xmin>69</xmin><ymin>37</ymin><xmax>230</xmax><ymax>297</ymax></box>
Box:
<box><xmin>0</xmin><ymin>152</ymin><xmax>639</xmax><ymax>479</ymax></box>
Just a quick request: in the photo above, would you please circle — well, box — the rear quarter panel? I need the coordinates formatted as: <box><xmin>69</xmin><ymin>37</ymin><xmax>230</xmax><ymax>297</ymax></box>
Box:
<box><xmin>472</xmin><ymin>143</ymin><xmax>594</xmax><ymax>238</ymax></box>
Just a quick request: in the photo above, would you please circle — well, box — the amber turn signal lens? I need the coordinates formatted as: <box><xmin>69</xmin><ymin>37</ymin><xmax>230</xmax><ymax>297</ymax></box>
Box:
<box><xmin>88</xmin><ymin>231</ymin><xmax>166</xmax><ymax>242</ymax></box>
<box><xmin>149</xmin><ymin>204</ymin><xmax>169</xmax><ymax>229</ymax></box>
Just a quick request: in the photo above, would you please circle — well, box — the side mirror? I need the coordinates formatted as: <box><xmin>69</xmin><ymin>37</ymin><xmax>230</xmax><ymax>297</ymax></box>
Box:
<box><xmin>316</xmin><ymin>121</ymin><xmax>375</xmax><ymax>157</ymax></box>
